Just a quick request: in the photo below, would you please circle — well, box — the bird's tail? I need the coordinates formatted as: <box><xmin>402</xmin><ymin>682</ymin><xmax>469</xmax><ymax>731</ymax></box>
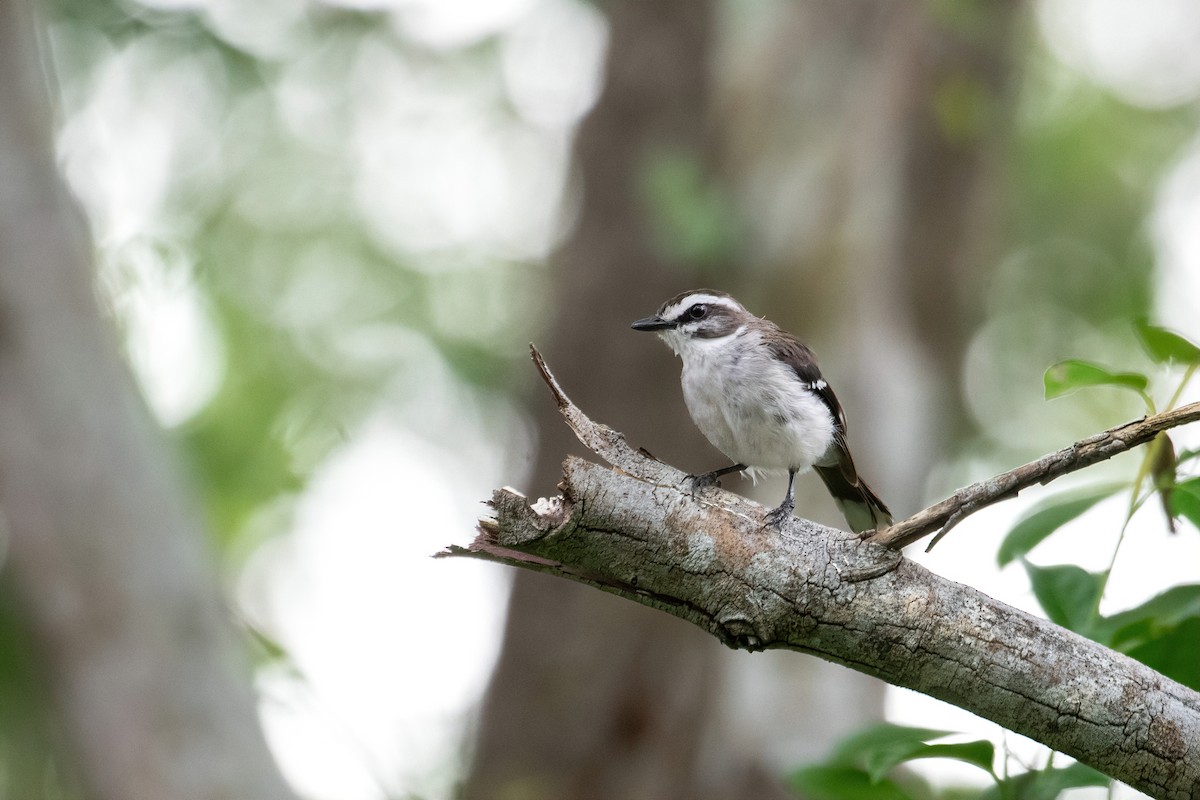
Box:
<box><xmin>814</xmin><ymin>451</ymin><xmax>893</xmax><ymax>534</ymax></box>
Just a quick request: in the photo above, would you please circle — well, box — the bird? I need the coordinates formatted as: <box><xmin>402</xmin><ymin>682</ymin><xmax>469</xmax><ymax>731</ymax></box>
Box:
<box><xmin>631</xmin><ymin>289</ymin><xmax>892</xmax><ymax>533</ymax></box>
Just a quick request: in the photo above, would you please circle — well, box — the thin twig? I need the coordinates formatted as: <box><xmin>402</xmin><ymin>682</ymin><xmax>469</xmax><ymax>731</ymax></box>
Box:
<box><xmin>867</xmin><ymin>402</ymin><xmax>1200</xmax><ymax>551</ymax></box>
<box><xmin>529</xmin><ymin>343</ymin><xmax>678</xmax><ymax>483</ymax></box>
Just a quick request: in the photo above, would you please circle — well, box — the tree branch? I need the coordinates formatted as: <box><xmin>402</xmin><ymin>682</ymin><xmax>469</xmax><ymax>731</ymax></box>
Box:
<box><xmin>869</xmin><ymin>403</ymin><xmax>1200</xmax><ymax>550</ymax></box>
<box><xmin>443</xmin><ymin>347</ymin><xmax>1200</xmax><ymax>799</ymax></box>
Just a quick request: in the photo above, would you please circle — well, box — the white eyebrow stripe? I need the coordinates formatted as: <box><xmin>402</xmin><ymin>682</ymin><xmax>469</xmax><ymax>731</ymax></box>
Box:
<box><xmin>661</xmin><ymin>294</ymin><xmax>743</xmax><ymax>320</ymax></box>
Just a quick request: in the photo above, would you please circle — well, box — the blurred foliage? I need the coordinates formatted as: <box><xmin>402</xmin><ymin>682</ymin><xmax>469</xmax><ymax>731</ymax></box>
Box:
<box><xmin>1009</xmin><ymin>79</ymin><xmax>1178</xmax><ymax>323</ymax></box>
<box><xmin>934</xmin><ymin>74</ymin><xmax>995</xmax><ymax>146</ymax></box>
<box><xmin>9</xmin><ymin>0</ymin><xmax>556</xmax><ymax>794</ymax></box>
<box><xmin>0</xmin><ymin>591</ymin><xmax>77</xmax><ymax>799</ymax></box>
<box><xmin>45</xmin><ymin>0</ymin><xmax>548</xmax><ymax>548</ymax></box>
<box><xmin>641</xmin><ymin>147</ymin><xmax>742</xmax><ymax>272</ymax></box>
<box><xmin>965</xmin><ymin>44</ymin><xmax>1200</xmax><ymax>462</ymax></box>
<box><xmin>787</xmin><ymin>723</ymin><xmax>1107</xmax><ymax>800</ymax></box>
<box><xmin>959</xmin><ymin>324</ymin><xmax>1200</xmax><ymax>792</ymax></box>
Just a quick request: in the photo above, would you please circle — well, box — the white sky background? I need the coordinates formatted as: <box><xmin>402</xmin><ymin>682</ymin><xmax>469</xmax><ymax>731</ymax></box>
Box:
<box><xmin>51</xmin><ymin>0</ymin><xmax>1200</xmax><ymax>798</ymax></box>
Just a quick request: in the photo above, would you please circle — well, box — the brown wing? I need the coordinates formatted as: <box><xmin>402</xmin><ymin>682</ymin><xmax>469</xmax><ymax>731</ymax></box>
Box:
<box><xmin>766</xmin><ymin>328</ymin><xmax>893</xmax><ymax>532</ymax></box>
<box><xmin>763</xmin><ymin>332</ymin><xmax>846</xmax><ymax>436</ymax></box>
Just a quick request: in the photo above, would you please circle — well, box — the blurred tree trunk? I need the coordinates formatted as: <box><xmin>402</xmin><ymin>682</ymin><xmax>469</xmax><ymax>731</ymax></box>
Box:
<box><xmin>0</xmin><ymin>2</ymin><xmax>296</xmax><ymax>798</ymax></box>
<box><xmin>464</xmin><ymin>2</ymin><xmax>792</xmax><ymax>799</ymax></box>
<box><xmin>467</xmin><ymin>0</ymin><xmax>1023</xmax><ymax>797</ymax></box>
<box><xmin>721</xmin><ymin>1</ymin><xmax>1021</xmax><ymax>501</ymax></box>
<box><xmin>713</xmin><ymin>1</ymin><xmax>1022</xmax><ymax>768</ymax></box>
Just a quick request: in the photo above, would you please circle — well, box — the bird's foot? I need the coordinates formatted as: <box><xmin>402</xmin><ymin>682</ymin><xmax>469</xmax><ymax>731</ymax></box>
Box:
<box><xmin>685</xmin><ymin>464</ymin><xmax>746</xmax><ymax>495</ymax></box>
<box><xmin>686</xmin><ymin>470</ymin><xmax>722</xmax><ymax>492</ymax></box>
<box><xmin>763</xmin><ymin>499</ymin><xmax>795</xmax><ymax>527</ymax></box>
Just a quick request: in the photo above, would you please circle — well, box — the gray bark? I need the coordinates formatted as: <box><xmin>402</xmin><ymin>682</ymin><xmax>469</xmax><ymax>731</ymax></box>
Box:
<box><xmin>0</xmin><ymin>2</ymin><xmax>296</xmax><ymax>798</ymax></box>
<box><xmin>448</xmin><ymin>354</ymin><xmax>1200</xmax><ymax>800</ymax></box>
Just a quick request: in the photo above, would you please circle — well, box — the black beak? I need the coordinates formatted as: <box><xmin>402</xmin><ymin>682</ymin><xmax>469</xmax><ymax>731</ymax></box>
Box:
<box><xmin>631</xmin><ymin>315</ymin><xmax>675</xmax><ymax>332</ymax></box>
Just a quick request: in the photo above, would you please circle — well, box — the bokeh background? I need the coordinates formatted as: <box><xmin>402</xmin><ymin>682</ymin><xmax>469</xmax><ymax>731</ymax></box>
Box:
<box><xmin>4</xmin><ymin>0</ymin><xmax>1200</xmax><ymax>797</ymax></box>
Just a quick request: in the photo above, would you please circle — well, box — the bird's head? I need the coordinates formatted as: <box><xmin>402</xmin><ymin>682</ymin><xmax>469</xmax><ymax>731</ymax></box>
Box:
<box><xmin>631</xmin><ymin>289</ymin><xmax>751</xmax><ymax>356</ymax></box>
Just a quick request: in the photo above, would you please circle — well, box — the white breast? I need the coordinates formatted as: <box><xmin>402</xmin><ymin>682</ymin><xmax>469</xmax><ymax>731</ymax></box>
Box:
<box><xmin>671</xmin><ymin>328</ymin><xmax>835</xmax><ymax>474</ymax></box>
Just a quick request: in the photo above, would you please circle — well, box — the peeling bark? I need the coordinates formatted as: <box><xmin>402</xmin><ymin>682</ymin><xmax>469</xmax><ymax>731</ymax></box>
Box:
<box><xmin>445</xmin><ymin>351</ymin><xmax>1200</xmax><ymax>800</ymax></box>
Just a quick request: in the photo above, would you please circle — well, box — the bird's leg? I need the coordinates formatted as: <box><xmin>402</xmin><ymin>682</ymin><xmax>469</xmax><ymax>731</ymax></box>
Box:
<box><xmin>687</xmin><ymin>463</ymin><xmax>746</xmax><ymax>492</ymax></box>
<box><xmin>764</xmin><ymin>468</ymin><xmax>798</xmax><ymax>526</ymax></box>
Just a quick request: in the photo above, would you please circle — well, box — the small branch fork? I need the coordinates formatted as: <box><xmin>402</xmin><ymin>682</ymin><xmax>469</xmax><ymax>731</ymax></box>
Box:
<box><xmin>442</xmin><ymin>347</ymin><xmax>1200</xmax><ymax>798</ymax></box>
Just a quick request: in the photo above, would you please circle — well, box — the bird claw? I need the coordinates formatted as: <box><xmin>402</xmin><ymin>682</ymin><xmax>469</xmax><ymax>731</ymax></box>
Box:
<box><xmin>763</xmin><ymin>500</ymin><xmax>795</xmax><ymax>527</ymax></box>
<box><xmin>686</xmin><ymin>472</ymin><xmax>720</xmax><ymax>492</ymax></box>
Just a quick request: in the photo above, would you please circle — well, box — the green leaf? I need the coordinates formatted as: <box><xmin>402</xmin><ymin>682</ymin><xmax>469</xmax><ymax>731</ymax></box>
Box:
<box><xmin>1135</xmin><ymin>319</ymin><xmax>1200</xmax><ymax>366</ymax></box>
<box><xmin>820</xmin><ymin>724</ymin><xmax>995</xmax><ymax>785</ymax></box>
<box><xmin>828</xmin><ymin>724</ymin><xmax>952</xmax><ymax>766</ymax></box>
<box><xmin>862</xmin><ymin>740</ymin><xmax>995</xmax><ymax>783</ymax></box>
<box><xmin>1169</xmin><ymin>477</ymin><xmax>1200</xmax><ymax>533</ymax></box>
<box><xmin>1099</xmin><ymin>582</ymin><xmax>1200</xmax><ymax>676</ymax></box>
<box><xmin>1094</xmin><ymin>585</ymin><xmax>1200</xmax><ymax>688</ymax></box>
<box><xmin>1098</xmin><ymin>584</ymin><xmax>1200</xmax><ymax>643</ymax></box>
<box><xmin>787</xmin><ymin>765</ymin><xmax>917</xmax><ymax>800</ymax></box>
<box><xmin>1024</xmin><ymin>563</ymin><xmax>1104</xmax><ymax>636</ymax></box>
<box><xmin>1043</xmin><ymin>359</ymin><xmax>1148</xmax><ymax>400</ymax></box>
<box><xmin>983</xmin><ymin>763</ymin><xmax>1109</xmax><ymax>800</ymax></box>
<box><xmin>790</xmin><ymin>725</ymin><xmax>959</xmax><ymax>800</ymax></box>
<box><xmin>997</xmin><ymin>484</ymin><xmax>1124</xmax><ymax>567</ymax></box>
<box><xmin>1124</xmin><ymin>618</ymin><xmax>1200</xmax><ymax>690</ymax></box>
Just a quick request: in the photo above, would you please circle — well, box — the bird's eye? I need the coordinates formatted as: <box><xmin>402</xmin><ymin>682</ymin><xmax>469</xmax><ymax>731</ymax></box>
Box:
<box><xmin>688</xmin><ymin>304</ymin><xmax>708</xmax><ymax>320</ymax></box>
